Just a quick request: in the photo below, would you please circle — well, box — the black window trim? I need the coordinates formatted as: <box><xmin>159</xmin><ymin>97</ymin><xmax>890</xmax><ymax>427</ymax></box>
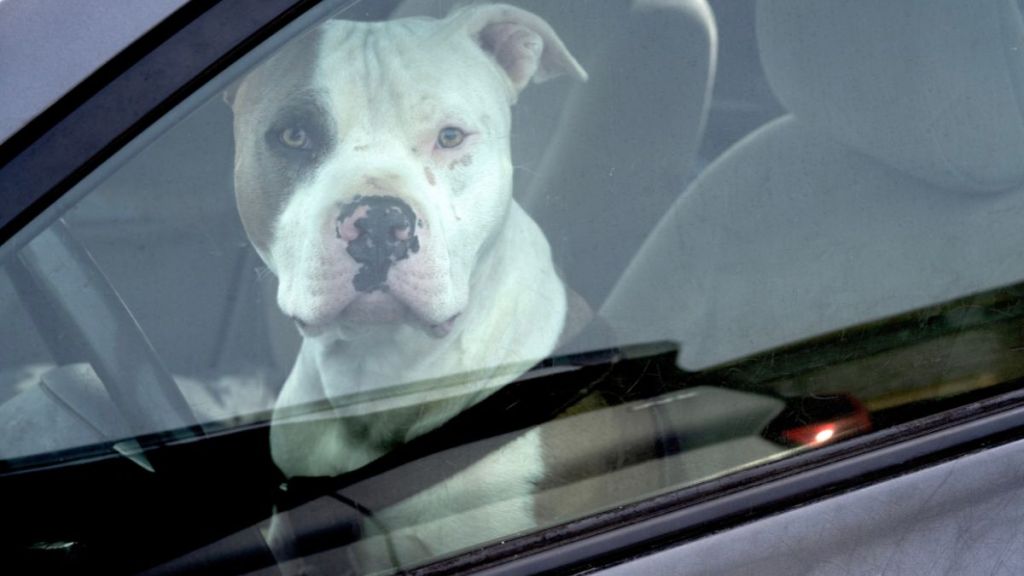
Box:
<box><xmin>4</xmin><ymin>1</ymin><xmax>1024</xmax><ymax>575</ymax></box>
<box><xmin>0</xmin><ymin>0</ymin><xmax>300</xmax><ymax>246</ymax></box>
<box><xmin>0</xmin><ymin>0</ymin><xmax>399</xmax><ymax>249</ymax></box>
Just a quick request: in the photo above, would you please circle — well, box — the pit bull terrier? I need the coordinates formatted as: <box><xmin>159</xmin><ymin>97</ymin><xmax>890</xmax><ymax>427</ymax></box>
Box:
<box><xmin>225</xmin><ymin>3</ymin><xmax>587</xmax><ymax>562</ymax></box>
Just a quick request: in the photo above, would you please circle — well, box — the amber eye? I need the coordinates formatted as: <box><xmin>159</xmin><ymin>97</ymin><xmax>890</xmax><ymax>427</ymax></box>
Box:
<box><xmin>279</xmin><ymin>126</ymin><xmax>311</xmax><ymax>149</ymax></box>
<box><xmin>437</xmin><ymin>126</ymin><xmax>466</xmax><ymax>149</ymax></box>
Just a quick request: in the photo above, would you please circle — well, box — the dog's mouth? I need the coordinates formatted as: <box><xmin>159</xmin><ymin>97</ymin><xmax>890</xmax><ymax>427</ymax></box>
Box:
<box><xmin>282</xmin><ymin>195</ymin><xmax>463</xmax><ymax>340</ymax></box>
<box><xmin>293</xmin><ymin>291</ymin><xmax>460</xmax><ymax>339</ymax></box>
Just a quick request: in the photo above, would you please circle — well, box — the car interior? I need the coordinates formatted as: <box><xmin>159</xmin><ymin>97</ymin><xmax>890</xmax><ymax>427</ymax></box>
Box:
<box><xmin>604</xmin><ymin>0</ymin><xmax>1024</xmax><ymax>370</ymax></box>
<box><xmin>5</xmin><ymin>0</ymin><xmax>1024</xmax><ymax>573</ymax></box>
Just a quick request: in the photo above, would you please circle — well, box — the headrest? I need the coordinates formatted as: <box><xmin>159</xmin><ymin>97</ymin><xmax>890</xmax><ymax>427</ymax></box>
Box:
<box><xmin>758</xmin><ymin>0</ymin><xmax>1024</xmax><ymax>192</ymax></box>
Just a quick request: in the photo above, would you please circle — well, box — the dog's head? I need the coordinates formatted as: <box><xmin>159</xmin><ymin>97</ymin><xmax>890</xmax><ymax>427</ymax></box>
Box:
<box><xmin>225</xmin><ymin>5</ymin><xmax>585</xmax><ymax>341</ymax></box>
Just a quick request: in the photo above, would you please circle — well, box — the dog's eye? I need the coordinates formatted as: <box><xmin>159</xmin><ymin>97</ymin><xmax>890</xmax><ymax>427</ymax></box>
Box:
<box><xmin>279</xmin><ymin>126</ymin><xmax>311</xmax><ymax>150</ymax></box>
<box><xmin>437</xmin><ymin>127</ymin><xmax>465</xmax><ymax>149</ymax></box>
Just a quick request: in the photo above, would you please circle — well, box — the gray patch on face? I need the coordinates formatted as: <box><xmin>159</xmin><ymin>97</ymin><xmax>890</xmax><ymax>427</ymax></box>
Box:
<box><xmin>229</xmin><ymin>29</ymin><xmax>337</xmax><ymax>254</ymax></box>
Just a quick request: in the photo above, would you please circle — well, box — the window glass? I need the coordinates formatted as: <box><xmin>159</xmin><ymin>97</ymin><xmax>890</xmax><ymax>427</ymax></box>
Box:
<box><xmin>4</xmin><ymin>1</ymin><xmax>1024</xmax><ymax>573</ymax></box>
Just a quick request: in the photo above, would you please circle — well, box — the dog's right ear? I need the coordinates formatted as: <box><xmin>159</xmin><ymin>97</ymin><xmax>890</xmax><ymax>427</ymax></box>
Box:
<box><xmin>453</xmin><ymin>4</ymin><xmax>587</xmax><ymax>99</ymax></box>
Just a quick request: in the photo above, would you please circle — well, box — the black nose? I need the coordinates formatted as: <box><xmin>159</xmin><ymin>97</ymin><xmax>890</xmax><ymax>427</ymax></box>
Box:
<box><xmin>337</xmin><ymin>195</ymin><xmax>421</xmax><ymax>292</ymax></box>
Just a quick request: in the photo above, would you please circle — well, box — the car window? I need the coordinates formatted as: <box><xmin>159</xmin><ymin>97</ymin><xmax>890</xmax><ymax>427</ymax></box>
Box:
<box><xmin>4</xmin><ymin>1</ymin><xmax>1024</xmax><ymax>574</ymax></box>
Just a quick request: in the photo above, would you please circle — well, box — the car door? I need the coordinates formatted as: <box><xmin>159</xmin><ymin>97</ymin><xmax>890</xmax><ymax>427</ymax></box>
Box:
<box><xmin>4</xmin><ymin>1</ymin><xmax>1024</xmax><ymax>575</ymax></box>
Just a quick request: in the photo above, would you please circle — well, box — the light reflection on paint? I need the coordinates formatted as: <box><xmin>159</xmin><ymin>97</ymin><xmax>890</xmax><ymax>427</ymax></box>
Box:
<box><xmin>814</xmin><ymin>427</ymin><xmax>836</xmax><ymax>444</ymax></box>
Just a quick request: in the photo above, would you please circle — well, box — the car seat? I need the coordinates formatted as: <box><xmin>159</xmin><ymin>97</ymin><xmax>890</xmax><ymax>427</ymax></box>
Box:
<box><xmin>603</xmin><ymin>0</ymin><xmax>1024</xmax><ymax>370</ymax></box>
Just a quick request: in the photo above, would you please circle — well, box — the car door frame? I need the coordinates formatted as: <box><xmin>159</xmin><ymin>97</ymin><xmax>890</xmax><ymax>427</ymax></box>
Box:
<box><xmin>4</xmin><ymin>1</ymin><xmax>1024</xmax><ymax>574</ymax></box>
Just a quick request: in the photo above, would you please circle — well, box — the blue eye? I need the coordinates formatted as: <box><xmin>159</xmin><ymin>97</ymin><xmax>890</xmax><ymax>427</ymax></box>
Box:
<box><xmin>437</xmin><ymin>126</ymin><xmax>465</xmax><ymax>149</ymax></box>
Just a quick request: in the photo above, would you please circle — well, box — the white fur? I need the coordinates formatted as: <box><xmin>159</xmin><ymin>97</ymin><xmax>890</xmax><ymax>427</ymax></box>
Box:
<box><xmin>231</xmin><ymin>4</ymin><xmax>585</xmax><ymax>563</ymax></box>
<box><xmin>270</xmin><ymin>201</ymin><xmax>566</xmax><ymax>475</ymax></box>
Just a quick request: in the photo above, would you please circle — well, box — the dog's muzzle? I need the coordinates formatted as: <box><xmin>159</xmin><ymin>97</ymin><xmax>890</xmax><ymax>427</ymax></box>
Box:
<box><xmin>336</xmin><ymin>195</ymin><xmax>421</xmax><ymax>292</ymax></box>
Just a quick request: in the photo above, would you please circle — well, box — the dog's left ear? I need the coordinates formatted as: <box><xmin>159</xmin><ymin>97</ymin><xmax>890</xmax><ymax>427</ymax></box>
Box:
<box><xmin>457</xmin><ymin>4</ymin><xmax>587</xmax><ymax>96</ymax></box>
<box><xmin>222</xmin><ymin>77</ymin><xmax>243</xmax><ymax>109</ymax></box>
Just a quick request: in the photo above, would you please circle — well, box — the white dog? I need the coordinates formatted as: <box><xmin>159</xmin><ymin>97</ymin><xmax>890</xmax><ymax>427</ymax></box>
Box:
<box><xmin>225</xmin><ymin>3</ymin><xmax>586</xmax><ymax>563</ymax></box>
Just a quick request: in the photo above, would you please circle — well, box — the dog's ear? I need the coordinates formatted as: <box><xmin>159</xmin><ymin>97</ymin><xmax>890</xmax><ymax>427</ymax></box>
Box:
<box><xmin>222</xmin><ymin>77</ymin><xmax>243</xmax><ymax>109</ymax></box>
<box><xmin>456</xmin><ymin>4</ymin><xmax>587</xmax><ymax>96</ymax></box>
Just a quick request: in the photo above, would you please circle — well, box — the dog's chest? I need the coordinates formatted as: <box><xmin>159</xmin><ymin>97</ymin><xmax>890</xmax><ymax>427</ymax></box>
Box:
<box><xmin>371</xmin><ymin>427</ymin><xmax>544</xmax><ymax>563</ymax></box>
